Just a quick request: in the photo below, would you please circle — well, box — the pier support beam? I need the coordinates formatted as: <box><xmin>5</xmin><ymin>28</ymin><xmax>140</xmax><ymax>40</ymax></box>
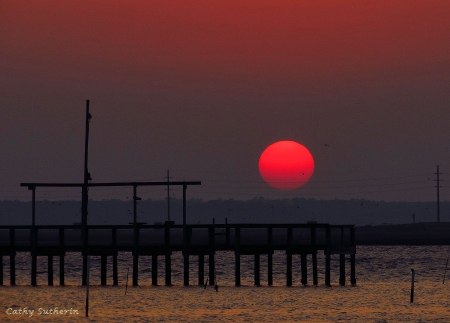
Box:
<box><xmin>351</xmin><ymin>254</ymin><xmax>356</xmax><ymax>285</ymax></box>
<box><xmin>152</xmin><ymin>255</ymin><xmax>158</xmax><ymax>286</ymax></box>
<box><xmin>208</xmin><ymin>253</ymin><xmax>215</xmax><ymax>285</ymax></box>
<box><xmin>31</xmin><ymin>253</ymin><xmax>37</xmax><ymax>286</ymax></box>
<box><xmin>339</xmin><ymin>254</ymin><xmax>346</xmax><ymax>286</ymax></box>
<box><xmin>101</xmin><ymin>255</ymin><xmax>107</xmax><ymax>286</ymax></box>
<box><xmin>183</xmin><ymin>253</ymin><xmax>189</xmax><ymax>286</ymax></box>
<box><xmin>10</xmin><ymin>254</ymin><xmax>15</xmax><ymax>285</ymax></box>
<box><xmin>82</xmin><ymin>254</ymin><xmax>87</xmax><ymax>286</ymax></box>
<box><xmin>133</xmin><ymin>253</ymin><xmax>138</xmax><ymax>286</ymax></box>
<box><xmin>235</xmin><ymin>252</ymin><xmax>241</xmax><ymax>286</ymax></box>
<box><xmin>286</xmin><ymin>252</ymin><xmax>293</xmax><ymax>287</ymax></box>
<box><xmin>268</xmin><ymin>253</ymin><xmax>273</xmax><ymax>286</ymax></box>
<box><xmin>301</xmin><ymin>253</ymin><xmax>307</xmax><ymax>285</ymax></box>
<box><xmin>48</xmin><ymin>255</ymin><xmax>53</xmax><ymax>286</ymax></box>
<box><xmin>60</xmin><ymin>255</ymin><xmax>65</xmax><ymax>286</ymax></box>
<box><xmin>254</xmin><ymin>254</ymin><xmax>260</xmax><ymax>286</ymax></box>
<box><xmin>325</xmin><ymin>226</ymin><xmax>331</xmax><ymax>286</ymax></box>
<box><xmin>312</xmin><ymin>252</ymin><xmax>318</xmax><ymax>286</ymax></box>
<box><xmin>165</xmin><ymin>254</ymin><xmax>171</xmax><ymax>286</ymax></box>
<box><xmin>0</xmin><ymin>255</ymin><xmax>3</xmax><ymax>285</ymax></box>
<box><xmin>113</xmin><ymin>254</ymin><xmax>118</xmax><ymax>286</ymax></box>
<box><xmin>198</xmin><ymin>254</ymin><xmax>204</xmax><ymax>286</ymax></box>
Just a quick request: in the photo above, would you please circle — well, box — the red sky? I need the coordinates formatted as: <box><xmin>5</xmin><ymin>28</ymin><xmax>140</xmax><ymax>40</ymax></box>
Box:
<box><xmin>1</xmin><ymin>0</ymin><xmax>450</xmax><ymax>203</ymax></box>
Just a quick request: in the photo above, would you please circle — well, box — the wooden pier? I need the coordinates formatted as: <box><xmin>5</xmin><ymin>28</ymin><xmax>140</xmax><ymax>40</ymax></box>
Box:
<box><xmin>0</xmin><ymin>222</ymin><xmax>356</xmax><ymax>287</ymax></box>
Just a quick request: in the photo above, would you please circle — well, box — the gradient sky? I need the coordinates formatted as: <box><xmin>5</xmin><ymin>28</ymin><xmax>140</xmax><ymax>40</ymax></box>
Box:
<box><xmin>1</xmin><ymin>0</ymin><xmax>450</xmax><ymax>202</ymax></box>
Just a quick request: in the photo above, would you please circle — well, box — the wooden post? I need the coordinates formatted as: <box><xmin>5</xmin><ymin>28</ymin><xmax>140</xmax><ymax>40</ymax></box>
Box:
<box><xmin>339</xmin><ymin>254</ymin><xmax>346</xmax><ymax>286</ymax></box>
<box><xmin>325</xmin><ymin>226</ymin><xmax>331</xmax><ymax>286</ymax></box>
<box><xmin>152</xmin><ymin>255</ymin><xmax>158</xmax><ymax>286</ymax></box>
<box><xmin>165</xmin><ymin>253</ymin><xmax>171</xmax><ymax>286</ymax></box>
<box><xmin>183</xmin><ymin>253</ymin><xmax>189</xmax><ymax>286</ymax></box>
<box><xmin>268</xmin><ymin>253</ymin><xmax>273</xmax><ymax>286</ymax></box>
<box><xmin>286</xmin><ymin>252</ymin><xmax>292</xmax><ymax>287</ymax></box>
<box><xmin>31</xmin><ymin>253</ymin><xmax>37</xmax><ymax>286</ymax></box>
<box><xmin>101</xmin><ymin>255</ymin><xmax>107</xmax><ymax>285</ymax></box>
<box><xmin>268</xmin><ymin>227</ymin><xmax>273</xmax><ymax>286</ymax></box>
<box><xmin>60</xmin><ymin>254</ymin><xmax>65</xmax><ymax>286</ymax></box>
<box><xmin>82</xmin><ymin>100</ymin><xmax>91</xmax><ymax>288</ymax></box>
<box><xmin>0</xmin><ymin>255</ymin><xmax>3</xmax><ymax>285</ymax></box>
<box><xmin>48</xmin><ymin>255</ymin><xmax>53</xmax><ymax>286</ymax></box>
<box><xmin>254</xmin><ymin>254</ymin><xmax>260</xmax><ymax>286</ymax></box>
<box><xmin>209</xmin><ymin>253</ymin><xmax>215</xmax><ymax>286</ymax></box>
<box><xmin>235</xmin><ymin>227</ymin><xmax>241</xmax><ymax>287</ymax></box>
<box><xmin>10</xmin><ymin>253</ymin><xmax>15</xmax><ymax>286</ymax></box>
<box><xmin>198</xmin><ymin>254</ymin><xmax>204</xmax><ymax>286</ymax></box>
<box><xmin>9</xmin><ymin>229</ymin><xmax>15</xmax><ymax>285</ymax></box>
<box><xmin>410</xmin><ymin>269</ymin><xmax>415</xmax><ymax>303</ymax></box>
<box><xmin>312</xmin><ymin>252</ymin><xmax>318</xmax><ymax>286</ymax></box>
<box><xmin>350</xmin><ymin>227</ymin><xmax>356</xmax><ymax>285</ymax></box>
<box><xmin>133</xmin><ymin>252</ymin><xmax>138</xmax><ymax>287</ymax></box>
<box><xmin>208</xmin><ymin>226</ymin><xmax>215</xmax><ymax>285</ymax></box>
<box><xmin>301</xmin><ymin>253</ymin><xmax>307</xmax><ymax>285</ymax></box>
<box><xmin>287</xmin><ymin>227</ymin><xmax>293</xmax><ymax>287</ymax></box>
<box><xmin>164</xmin><ymin>224</ymin><xmax>171</xmax><ymax>286</ymax></box>
<box><xmin>112</xmin><ymin>229</ymin><xmax>118</xmax><ymax>286</ymax></box>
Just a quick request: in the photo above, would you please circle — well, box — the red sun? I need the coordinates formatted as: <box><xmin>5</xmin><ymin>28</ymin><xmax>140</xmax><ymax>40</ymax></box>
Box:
<box><xmin>258</xmin><ymin>141</ymin><xmax>314</xmax><ymax>190</ymax></box>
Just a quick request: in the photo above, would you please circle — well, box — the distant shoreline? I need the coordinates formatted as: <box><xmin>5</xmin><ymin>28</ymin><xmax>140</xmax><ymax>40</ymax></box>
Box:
<box><xmin>356</xmin><ymin>222</ymin><xmax>450</xmax><ymax>245</ymax></box>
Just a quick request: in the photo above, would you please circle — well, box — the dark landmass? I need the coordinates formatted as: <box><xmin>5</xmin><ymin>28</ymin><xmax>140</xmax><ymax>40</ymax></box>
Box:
<box><xmin>1</xmin><ymin>197</ymin><xmax>448</xmax><ymax>226</ymax></box>
<box><xmin>356</xmin><ymin>222</ymin><xmax>450</xmax><ymax>245</ymax></box>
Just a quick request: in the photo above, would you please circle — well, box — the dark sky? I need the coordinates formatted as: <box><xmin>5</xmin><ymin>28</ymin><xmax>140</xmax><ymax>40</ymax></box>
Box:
<box><xmin>1</xmin><ymin>0</ymin><xmax>450</xmax><ymax>202</ymax></box>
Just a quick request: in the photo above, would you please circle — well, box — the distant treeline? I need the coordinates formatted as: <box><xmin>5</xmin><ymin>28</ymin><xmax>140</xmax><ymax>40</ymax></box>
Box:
<box><xmin>0</xmin><ymin>197</ymin><xmax>448</xmax><ymax>226</ymax></box>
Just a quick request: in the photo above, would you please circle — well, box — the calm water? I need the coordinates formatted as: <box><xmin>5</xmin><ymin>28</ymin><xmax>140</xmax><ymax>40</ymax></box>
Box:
<box><xmin>1</xmin><ymin>246</ymin><xmax>450</xmax><ymax>322</ymax></box>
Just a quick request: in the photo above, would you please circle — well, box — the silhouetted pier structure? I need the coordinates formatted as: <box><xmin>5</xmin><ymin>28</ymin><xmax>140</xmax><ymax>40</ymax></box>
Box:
<box><xmin>0</xmin><ymin>222</ymin><xmax>356</xmax><ymax>287</ymax></box>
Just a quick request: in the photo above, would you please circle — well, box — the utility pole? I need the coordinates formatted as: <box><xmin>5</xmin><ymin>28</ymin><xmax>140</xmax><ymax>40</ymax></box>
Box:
<box><xmin>435</xmin><ymin>165</ymin><xmax>441</xmax><ymax>223</ymax></box>
<box><xmin>166</xmin><ymin>170</ymin><xmax>171</xmax><ymax>221</ymax></box>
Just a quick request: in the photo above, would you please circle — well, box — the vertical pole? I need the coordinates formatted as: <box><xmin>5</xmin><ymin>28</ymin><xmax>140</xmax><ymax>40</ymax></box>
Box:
<box><xmin>184</xmin><ymin>253</ymin><xmax>190</xmax><ymax>286</ymax></box>
<box><xmin>165</xmin><ymin>254</ymin><xmax>171</xmax><ymax>286</ymax></box>
<box><xmin>209</xmin><ymin>253</ymin><xmax>215</xmax><ymax>286</ymax></box>
<box><xmin>85</xmin><ymin>256</ymin><xmax>90</xmax><ymax>317</ymax></box>
<box><xmin>410</xmin><ymin>269</ymin><xmax>415</xmax><ymax>303</ymax></box>
<box><xmin>254</xmin><ymin>254</ymin><xmax>260</xmax><ymax>286</ymax></box>
<box><xmin>152</xmin><ymin>255</ymin><xmax>158</xmax><ymax>286</ymax></box>
<box><xmin>286</xmin><ymin>253</ymin><xmax>292</xmax><ymax>287</ymax></box>
<box><xmin>268</xmin><ymin>227</ymin><xmax>273</xmax><ymax>286</ymax></box>
<box><xmin>325</xmin><ymin>226</ymin><xmax>331</xmax><ymax>286</ymax></box>
<box><xmin>183</xmin><ymin>183</ymin><xmax>187</xmax><ymax>226</ymax></box>
<box><xmin>167</xmin><ymin>170</ymin><xmax>171</xmax><ymax>222</ymax></box>
<box><xmin>0</xmin><ymin>255</ymin><xmax>3</xmax><ymax>285</ymax></box>
<box><xmin>82</xmin><ymin>100</ymin><xmax>91</xmax><ymax>286</ymax></box>
<box><xmin>101</xmin><ymin>255</ymin><xmax>107</xmax><ymax>286</ymax></box>
<box><xmin>235</xmin><ymin>227</ymin><xmax>241</xmax><ymax>287</ymax></box>
<box><xmin>60</xmin><ymin>254</ymin><xmax>65</xmax><ymax>286</ymax></box>
<box><xmin>301</xmin><ymin>253</ymin><xmax>307</xmax><ymax>285</ymax></box>
<box><xmin>436</xmin><ymin>165</ymin><xmax>441</xmax><ymax>223</ymax></box>
<box><xmin>312</xmin><ymin>252</ymin><xmax>318</xmax><ymax>286</ymax></box>
<box><xmin>133</xmin><ymin>252</ymin><xmax>138</xmax><ymax>287</ymax></box>
<box><xmin>350</xmin><ymin>227</ymin><xmax>356</xmax><ymax>285</ymax></box>
<box><xmin>31</xmin><ymin>254</ymin><xmax>37</xmax><ymax>286</ymax></box>
<box><xmin>198</xmin><ymin>254</ymin><xmax>204</xmax><ymax>286</ymax></box>
<box><xmin>10</xmin><ymin>254</ymin><xmax>15</xmax><ymax>286</ymax></box>
<box><xmin>48</xmin><ymin>255</ymin><xmax>53</xmax><ymax>286</ymax></box>
<box><xmin>268</xmin><ymin>253</ymin><xmax>273</xmax><ymax>286</ymax></box>
<box><xmin>31</xmin><ymin>186</ymin><xmax>37</xmax><ymax>286</ymax></box>
<box><xmin>311</xmin><ymin>226</ymin><xmax>318</xmax><ymax>285</ymax></box>
<box><xmin>286</xmin><ymin>227</ymin><xmax>292</xmax><ymax>287</ymax></box>
<box><xmin>113</xmin><ymin>228</ymin><xmax>118</xmax><ymax>286</ymax></box>
<box><xmin>339</xmin><ymin>254</ymin><xmax>346</xmax><ymax>286</ymax></box>
<box><xmin>133</xmin><ymin>184</ymin><xmax>139</xmax><ymax>287</ymax></box>
<box><xmin>164</xmin><ymin>225</ymin><xmax>171</xmax><ymax>286</ymax></box>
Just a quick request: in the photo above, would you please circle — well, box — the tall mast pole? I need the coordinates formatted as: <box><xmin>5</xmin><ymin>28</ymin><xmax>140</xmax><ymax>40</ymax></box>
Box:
<box><xmin>82</xmin><ymin>100</ymin><xmax>91</xmax><ymax>285</ymax></box>
<box><xmin>167</xmin><ymin>169</ymin><xmax>171</xmax><ymax>222</ymax></box>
